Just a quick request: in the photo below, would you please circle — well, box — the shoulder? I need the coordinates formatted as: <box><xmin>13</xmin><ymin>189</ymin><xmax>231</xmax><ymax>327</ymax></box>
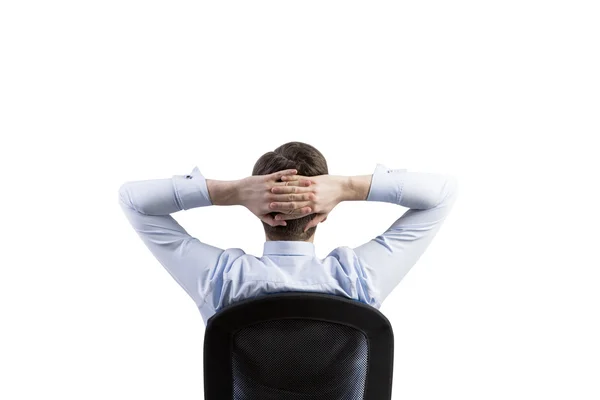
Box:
<box><xmin>323</xmin><ymin>245</ymin><xmax>361</xmax><ymax>273</ymax></box>
<box><xmin>324</xmin><ymin>246</ymin><xmax>382</xmax><ymax>308</ymax></box>
<box><xmin>326</xmin><ymin>245</ymin><xmax>359</xmax><ymax>261</ymax></box>
<box><xmin>217</xmin><ymin>247</ymin><xmax>271</xmax><ymax>268</ymax></box>
<box><xmin>218</xmin><ymin>247</ymin><xmax>248</xmax><ymax>263</ymax></box>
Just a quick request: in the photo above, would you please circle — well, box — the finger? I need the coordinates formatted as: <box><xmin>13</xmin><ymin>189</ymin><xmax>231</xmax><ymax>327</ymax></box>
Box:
<box><xmin>261</xmin><ymin>215</ymin><xmax>287</xmax><ymax>227</ymax></box>
<box><xmin>279</xmin><ymin>174</ymin><xmax>310</xmax><ymax>182</ymax></box>
<box><xmin>273</xmin><ymin>209</ymin><xmax>314</xmax><ymax>221</ymax></box>
<box><xmin>271</xmin><ymin>185</ymin><xmax>313</xmax><ymax>195</ymax></box>
<box><xmin>304</xmin><ymin>219</ymin><xmax>318</xmax><ymax>232</ymax></box>
<box><xmin>269</xmin><ymin>192</ymin><xmax>315</xmax><ymax>203</ymax></box>
<box><xmin>272</xmin><ymin>208</ymin><xmax>314</xmax><ymax>221</ymax></box>
<box><xmin>269</xmin><ymin>201</ymin><xmax>312</xmax><ymax>212</ymax></box>
<box><xmin>269</xmin><ymin>169</ymin><xmax>298</xmax><ymax>181</ymax></box>
<box><xmin>304</xmin><ymin>214</ymin><xmax>327</xmax><ymax>232</ymax></box>
<box><xmin>272</xmin><ymin>179</ymin><xmax>312</xmax><ymax>187</ymax></box>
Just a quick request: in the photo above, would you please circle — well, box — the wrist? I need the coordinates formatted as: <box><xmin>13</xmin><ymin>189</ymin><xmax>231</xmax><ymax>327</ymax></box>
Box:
<box><xmin>344</xmin><ymin>175</ymin><xmax>372</xmax><ymax>201</ymax></box>
<box><xmin>206</xmin><ymin>179</ymin><xmax>241</xmax><ymax>206</ymax></box>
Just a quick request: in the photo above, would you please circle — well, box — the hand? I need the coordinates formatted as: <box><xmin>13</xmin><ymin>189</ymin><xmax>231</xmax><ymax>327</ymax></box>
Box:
<box><xmin>270</xmin><ymin>174</ymin><xmax>348</xmax><ymax>232</ymax></box>
<box><xmin>238</xmin><ymin>169</ymin><xmax>315</xmax><ymax>227</ymax></box>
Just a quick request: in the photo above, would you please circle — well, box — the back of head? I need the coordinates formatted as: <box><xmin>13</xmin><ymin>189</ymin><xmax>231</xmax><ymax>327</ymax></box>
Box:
<box><xmin>253</xmin><ymin>142</ymin><xmax>328</xmax><ymax>241</ymax></box>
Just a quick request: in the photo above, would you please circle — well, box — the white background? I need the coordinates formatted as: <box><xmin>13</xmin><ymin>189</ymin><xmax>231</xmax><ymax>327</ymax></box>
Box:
<box><xmin>1</xmin><ymin>1</ymin><xmax>599</xmax><ymax>399</ymax></box>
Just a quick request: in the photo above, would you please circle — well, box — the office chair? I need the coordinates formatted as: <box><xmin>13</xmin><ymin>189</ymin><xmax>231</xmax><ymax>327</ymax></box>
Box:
<box><xmin>203</xmin><ymin>292</ymin><xmax>394</xmax><ymax>399</ymax></box>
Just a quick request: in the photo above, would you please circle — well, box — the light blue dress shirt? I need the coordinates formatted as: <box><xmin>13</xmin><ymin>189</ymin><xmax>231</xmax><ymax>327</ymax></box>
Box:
<box><xmin>118</xmin><ymin>164</ymin><xmax>458</xmax><ymax>325</ymax></box>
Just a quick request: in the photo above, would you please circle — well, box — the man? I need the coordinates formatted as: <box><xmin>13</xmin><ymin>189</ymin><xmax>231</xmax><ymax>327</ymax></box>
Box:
<box><xmin>118</xmin><ymin>141</ymin><xmax>458</xmax><ymax>325</ymax></box>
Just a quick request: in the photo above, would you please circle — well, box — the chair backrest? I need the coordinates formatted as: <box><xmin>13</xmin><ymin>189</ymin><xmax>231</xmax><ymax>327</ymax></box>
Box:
<box><xmin>203</xmin><ymin>292</ymin><xmax>394</xmax><ymax>400</ymax></box>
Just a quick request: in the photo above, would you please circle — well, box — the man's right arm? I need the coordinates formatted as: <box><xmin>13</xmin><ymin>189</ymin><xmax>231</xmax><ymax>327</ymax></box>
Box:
<box><xmin>270</xmin><ymin>164</ymin><xmax>458</xmax><ymax>306</ymax></box>
<box><xmin>350</xmin><ymin>164</ymin><xmax>459</xmax><ymax>305</ymax></box>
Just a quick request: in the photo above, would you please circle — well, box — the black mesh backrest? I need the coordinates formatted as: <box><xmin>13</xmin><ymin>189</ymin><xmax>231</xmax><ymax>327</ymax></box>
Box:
<box><xmin>204</xmin><ymin>292</ymin><xmax>394</xmax><ymax>400</ymax></box>
<box><xmin>232</xmin><ymin>318</ymin><xmax>369</xmax><ymax>399</ymax></box>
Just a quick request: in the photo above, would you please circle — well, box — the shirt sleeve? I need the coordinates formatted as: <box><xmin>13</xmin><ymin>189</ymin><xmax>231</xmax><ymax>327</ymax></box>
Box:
<box><xmin>117</xmin><ymin>166</ymin><xmax>229</xmax><ymax>307</ymax></box>
<box><xmin>353</xmin><ymin>163</ymin><xmax>459</xmax><ymax>305</ymax></box>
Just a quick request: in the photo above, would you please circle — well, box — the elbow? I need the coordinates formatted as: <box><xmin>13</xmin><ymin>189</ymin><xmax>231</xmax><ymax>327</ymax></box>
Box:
<box><xmin>118</xmin><ymin>182</ymin><xmax>133</xmax><ymax>208</ymax></box>
<box><xmin>439</xmin><ymin>176</ymin><xmax>459</xmax><ymax>206</ymax></box>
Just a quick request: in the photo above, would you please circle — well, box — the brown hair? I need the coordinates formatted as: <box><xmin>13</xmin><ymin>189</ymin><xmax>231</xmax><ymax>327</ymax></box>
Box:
<box><xmin>252</xmin><ymin>141</ymin><xmax>328</xmax><ymax>241</ymax></box>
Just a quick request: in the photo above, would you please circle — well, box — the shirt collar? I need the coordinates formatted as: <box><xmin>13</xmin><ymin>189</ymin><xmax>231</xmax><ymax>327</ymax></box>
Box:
<box><xmin>263</xmin><ymin>241</ymin><xmax>316</xmax><ymax>257</ymax></box>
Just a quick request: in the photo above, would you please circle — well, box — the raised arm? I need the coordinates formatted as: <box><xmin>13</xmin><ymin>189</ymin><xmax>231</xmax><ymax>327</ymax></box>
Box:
<box><xmin>270</xmin><ymin>164</ymin><xmax>459</xmax><ymax>305</ymax></box>
<box><xmin>118</xmin><ymin>166</ymin><xmax>228</xmax><ymax>307</ymax></box>
<box><xmin>352</xmin><ymin>164</ymin><xmax>459</xmax><ymax>304</ymax></box>
<box><xmin>118</xmin><ymin>166</ymin><xmax>313</xmax><ymax>306</ymax></box>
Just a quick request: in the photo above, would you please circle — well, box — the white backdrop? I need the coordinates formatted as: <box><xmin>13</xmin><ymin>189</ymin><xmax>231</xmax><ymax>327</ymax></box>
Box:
<box><xmin>1</xmin><ymin>1</ymin><xmax>599</xmax><ymax>399</ymax></box>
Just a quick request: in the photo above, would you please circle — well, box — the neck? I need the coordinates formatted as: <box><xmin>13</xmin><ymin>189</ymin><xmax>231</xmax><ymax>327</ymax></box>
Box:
<box><xmin>265</xmin><ymin>236</ymin><xmax>315</xmax><ymax>243</ymax></box>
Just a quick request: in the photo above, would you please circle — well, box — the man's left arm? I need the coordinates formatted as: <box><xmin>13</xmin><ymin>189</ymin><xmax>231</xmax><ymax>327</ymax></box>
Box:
<box><xmin>118</xmin><ymin>166</ymin><xmax>312</xmax><ymax>307</ymax></box>
<box><xmin>118</xmin><ymin>166</ymin><xmax>228</xmax><ymax>307</ymax></box>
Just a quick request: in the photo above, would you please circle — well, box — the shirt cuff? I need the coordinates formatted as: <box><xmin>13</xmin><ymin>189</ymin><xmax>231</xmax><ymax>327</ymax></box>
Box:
<box><xmin>366</xmin><ymin>163</ymin><xmax>407</xmax><ymax>205</ymax></box>
<box><xmin>172</xmin><ymin>166</ymin><xmax>213</xmax><ymax>210</ymax></box>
